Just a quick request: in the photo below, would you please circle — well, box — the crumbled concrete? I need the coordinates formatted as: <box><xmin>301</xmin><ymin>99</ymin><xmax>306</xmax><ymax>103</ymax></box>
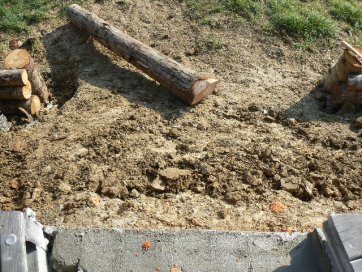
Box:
<box><xmin>51</xmin><ymin>229</ymin><xmax>328</xmax><ymax>272</ymax></box>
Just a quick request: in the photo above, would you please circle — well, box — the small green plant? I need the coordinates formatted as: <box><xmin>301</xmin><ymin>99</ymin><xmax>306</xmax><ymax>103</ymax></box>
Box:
<box><xmin>117</xmin><ymin>0</ymin><xmax>128</xmax><ymax>6</ymax></box>
<box><xmin>226</xmin><ymin>0</ymin><xmax>264</xmax><ymax>19</ymax></box>
<box><xmin>202</xmin><ymin>33</ymin><xmax>225</xmax><ymax>51</ymax></box>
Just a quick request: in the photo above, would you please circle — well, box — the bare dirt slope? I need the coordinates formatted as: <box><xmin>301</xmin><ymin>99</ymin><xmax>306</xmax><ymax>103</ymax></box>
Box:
<box><xmin>0</xmin><ymin>0</ymin><xmax>361</xmax><ymax>232</ymax></box>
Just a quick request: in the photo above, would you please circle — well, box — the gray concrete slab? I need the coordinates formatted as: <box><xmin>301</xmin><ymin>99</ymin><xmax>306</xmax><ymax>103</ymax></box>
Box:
<box><xmin>319</xmin><ymin>213</ymin><xmax>362</xmax><ymax>272</ymax></box>
<box><xmin>50</xmin><ymin>229</ymin><xmax>328</xmax><ymax>272</ymax></box>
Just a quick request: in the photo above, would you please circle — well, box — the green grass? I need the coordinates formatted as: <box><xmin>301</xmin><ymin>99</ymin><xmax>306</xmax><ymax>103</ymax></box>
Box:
<box><xmin>186</xmin><ymin>0</ymin><xmax>361</xmax><ymax>42</ymax></box>
<box><xmin>269</xmin><ymin>0</ymin><xmax>336</xmax><ymax>39</ymax></box>
<box><xmin>0</xmin><ymin>0</ymin><xmax>88</xmax><ymax>33</ymax></box>
<box><xmin>329</xmin><ymin>0</ymin><xmax>362</xmax><ymax>29</ymax></box>
<box><xmin>0</xmin><ymin>0</ymin><xmax>49</xmax><ymax>32</ymax></box>
<box><xmin>0</xmin><ymin>0</ymin><xmax>360</xmax><ymax>46</ymax></box>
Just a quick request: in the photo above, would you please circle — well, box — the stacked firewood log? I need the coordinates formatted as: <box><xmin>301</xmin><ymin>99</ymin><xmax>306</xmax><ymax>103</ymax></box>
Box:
<box><xmin>324</xmin><ymin>41</ymin><xmax>362</xmax><ymax>105</ymax></box>
<box><xmin>0</xmin><ymin>49</ymin><xmax>49</xmax><ymax>117</ymax></box>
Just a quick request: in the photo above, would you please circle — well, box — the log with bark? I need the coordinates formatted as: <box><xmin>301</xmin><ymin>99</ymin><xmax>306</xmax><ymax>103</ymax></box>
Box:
<box><xmin>347</xmin><ymin>74</ymin><xmax>362</xmax><ymax>92</ymax></box>
<box><xmin>0</xmin><ymin>69</ymin><xmax>29</xmax><ymax>86</ymax></box>
<box><xmin>4</xmin><ymin>49</ymin><xmax>49</xmax><ymax>103</ymax></box>
<box><xmin>334</xmin><ymin>84</ymin><xmax>362</xmax><ymax>104</ymax></box>
<box><xmin>67</xmin><ymin>4</ymin><xmax>218</xmax><ymax>105</ymax></box>
<box><xmin>0</xmin><ymin>82</ymin><xmax>32</xmax><ymax>100</ymax></box>
<box><xmin>0</xmin><ymin>95</ymin><xmax>41</xmax><ymax>115</ymax></box>
<box><xmin>324</xmin><ymin>48</ymin><xmax>362</xmax><ymax>95</ymax></box>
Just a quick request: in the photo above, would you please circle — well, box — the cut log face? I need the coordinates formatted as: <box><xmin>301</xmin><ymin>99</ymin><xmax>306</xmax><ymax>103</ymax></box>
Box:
<box><xmin>0</xmin><ymin>82</ymin><xmax>32</xmax><ymax>100</ymax></box>
<box><xmin>4</xmin><ymin>49</ymin><xmax>30</xmax><ymax>70</ymax></box>
<box><xmin>0</xmin><ymin>69</ymin><xmax>29</xmax><ymax>86</ymax></box>
<box><xmin>5</xmin><ymin>49</ymin><xmax>49</xmax><ymax>104</ymax></box>
<box><xmin>0</xmin><ymin>95</ymin><xmax>41</xmax><ymax>115</ymax></box>
<box><xmin>67</xmin><ymin>4</ymin><xmax>218</xmax><ymax>105</ymax></box>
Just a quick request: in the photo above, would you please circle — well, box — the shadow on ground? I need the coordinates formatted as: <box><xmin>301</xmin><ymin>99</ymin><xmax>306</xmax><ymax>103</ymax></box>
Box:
<box><xmin>42</xmin><ymin>23</ymin><xmax>190</xmax><ymax>119</ymax></box>
<box><xmin>282</xmin><ymin>85</ymin><xmax>362</xmax><ymax>129</ymax></box>
<box><xmin>273</xmin><ymin>234</ymin><xmax>330</xmax><ymax>272</ymax></box>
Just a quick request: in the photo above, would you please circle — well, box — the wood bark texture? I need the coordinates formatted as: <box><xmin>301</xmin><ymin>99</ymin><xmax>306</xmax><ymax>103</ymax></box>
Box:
<box><xmin>324</xmin><ymin>49</ymin><xmax>362</xmax><ymax>104</ymax></box>
<box><xmin>347</xmin><ymin>74</ymin><xmax>362</xmax><ymax>91</ymax></box>
<box><xmin>0</xmin><ymin>82</ymin><xmax>32</xmax><ymax>100</ymax></box>
<box><xmin>5</xmin><ymin>49</ymin><xmax>49</xmax><ymax>103</ymax></box>
<box><xmin>0</xmin><ymin>69</ymin><xmax>29</xmax><ymax>86</ymax></box>
<box><xmin>0</xmin><ymin>95</ymin><xmax>41</xmax><ymax>115</ymax></box>
<box><xmin>67</xmin><ymin>4</ymin><xmax>218</xmax><ymax>105</ymax></box>
<box><xmin>335</xmin><ymin>85</ymin><xmax>362</xmax><ymax>104</ymax></box>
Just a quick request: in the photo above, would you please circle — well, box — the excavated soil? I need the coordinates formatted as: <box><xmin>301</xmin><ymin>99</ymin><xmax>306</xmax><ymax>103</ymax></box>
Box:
<box><xmin>0</xmin><ymin>0</ymin><xmax>361</xmax><ymax>232</ymax></box>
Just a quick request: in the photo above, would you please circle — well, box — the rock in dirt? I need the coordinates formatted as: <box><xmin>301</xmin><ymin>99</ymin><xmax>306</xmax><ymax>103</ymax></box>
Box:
<box><xmin>244</xmin><ymin>170</ymin><xmax>263</xmax><ymax>186</ymax></box>
<box><xmin>101</xmin><ymin>185</ymin><xmax>128</xmax><ymax>198</ymax></box>
<box><xmin>280</xmin><ymin>177</ymin><xmax>300</xmax><ymax>194</ymax></box>
<box><xmin>88</xmin><ymin>193</ymin><xmax>101</xmax><ymax>207</ymax></box>
<box><xmin>130</xmin><ymin>189</ymin><xmax>140</xmax><ymax>198</ymax></box>
<box><xmin>159</xmin><ymin>168</ymin><xmax>191</xmax><ymax>180</ymax></box>
<box><xmin>0</xmin><ymin>114</ymin><xmax>11</xmax><ymax>132</ymax></box>
<box><xmin>355</xmin><ymin>116</ymin><xmax>362</xmax><ymax>128</ymax></box>
<box><xmin>151</xmin><ymin>177</ymin><xmax>166</xmax><ymax>191</ymax></box>
<box><xmin>301</xmin><ymin>181</ymin><xmax>314</xmax><ymax>199</ymax></box>
<box><xmin>76</xmin><ymin>147</ymin><xmax>89</xmax><ymax>158</ymax></box>
<box><xmin>59</xmin><ymin>182</ymin><xmax>72</xmax><ymax>194</ymax></box>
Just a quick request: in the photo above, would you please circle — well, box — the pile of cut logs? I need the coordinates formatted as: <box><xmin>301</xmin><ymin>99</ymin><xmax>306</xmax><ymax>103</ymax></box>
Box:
<box><xmin>0</xmin><ymin>49</ymin><xmax>49</xmax><ymax>117</ymax></box>
<box><xmin>324</xmin><ymin>41</ymin><xmax>362</xmax><ymax>105</ymax></box>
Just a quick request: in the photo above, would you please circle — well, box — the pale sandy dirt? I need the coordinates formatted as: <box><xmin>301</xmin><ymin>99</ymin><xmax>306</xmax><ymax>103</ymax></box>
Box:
<box><xmin>0</xmin><ymin>0</ymin><xmax>361</xmax><ymax>232</ymax></box>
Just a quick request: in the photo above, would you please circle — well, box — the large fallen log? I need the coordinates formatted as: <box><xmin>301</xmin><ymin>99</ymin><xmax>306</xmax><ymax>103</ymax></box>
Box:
<box><xmin>67</xmin><ymin>4</ymin><xmax>218</xmax><ymax>105</ymax></box>
<box><xmin>0</xmin><ymin>69</ymin><xmax>29</xmax><ymax>86</ymax></box>
<box><xmin>0</xmin><ymin>95</ymin><xmax>41</xmax><ymax>115</ymax></box>
<box><xmin>5</xmin><ymin>49</ymin><xmax>49</xmax><ymax>104</ymax></box>
<box><xmin>0</xmin><ymin>82</ymin><xmax>32</xmax><ymax>100</ymax></box>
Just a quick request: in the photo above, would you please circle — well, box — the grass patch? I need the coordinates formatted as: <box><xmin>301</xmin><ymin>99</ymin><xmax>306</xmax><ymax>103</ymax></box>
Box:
<box><xmin>226</xmin><ymin>0</ymin><xmax>264</xmax><ymax>19</ymax></box>
<box><xmin>185</xmin><ymin>0</ymin><xmax>361</xmax><ymax>43</ymax></box>
<box><xmin>0</xmin><ymin>0</ymin><xmax>49</xmax><ymax>32</ymax></box>
<box><xmin>329</xmin><ymin>0</ymin><xmax>362</xmax><ymax>29</ymax></box>
<box><xmin>0</xmin><ymin>0</ymin><xmax>88</xmax><ymax>33</ymax></box>
<box><xmin>269</xmin><ymin>1</ymin><xmax>336</xmax><ymax>39</ymax></box>
<box><xmin>203</xmin><ymin>33</ymin><xmax>225</xmax><ymax>51</ymax></box>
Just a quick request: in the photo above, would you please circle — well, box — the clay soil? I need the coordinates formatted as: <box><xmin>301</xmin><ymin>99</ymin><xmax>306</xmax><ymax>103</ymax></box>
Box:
<box><xmin>0</xmin><ymin>0</ymin><xmax>361</xmax><ymax>232</ymax></box>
